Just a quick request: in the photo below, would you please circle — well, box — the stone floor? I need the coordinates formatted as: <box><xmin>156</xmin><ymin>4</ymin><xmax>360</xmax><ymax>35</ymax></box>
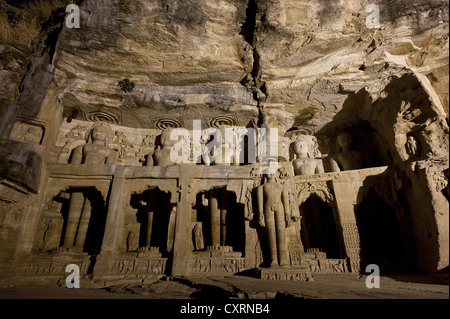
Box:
<box><xmin>0</xmin><ymin>273</ymin><xmax>447</xmax><ymax>299</ymax></box>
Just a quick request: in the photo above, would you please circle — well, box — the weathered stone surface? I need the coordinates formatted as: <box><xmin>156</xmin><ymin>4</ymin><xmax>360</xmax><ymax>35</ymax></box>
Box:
<box><xmin>0</xmin><ymin>0</ymin><xmax>448</xmax><ymax>288</ymax></box>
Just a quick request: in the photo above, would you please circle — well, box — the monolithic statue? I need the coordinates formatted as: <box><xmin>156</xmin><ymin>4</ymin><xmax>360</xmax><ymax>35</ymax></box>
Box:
<box><xmin>256</xmin><ymin>172</ymin><xmax>291</xmax><ymax>267</ymax></box>
<box><xmin>62</xmin><ymin>192</ymin><xmax>92</xmax><ymax>250</ymax></box>
<box><xmin>70</xmin><ymin>122</ymin><xmax>116</xmax><ymax>165</ymax></box>
<box><xmin>292</xmin><ymin>135</ymin><xmax>325</xmax><ymax>176</ymax></box>
<box><xmin>330</xmin><ymin>132</ymin><xmax>369</xmax><ymax>172</ymax></box>
<box><xmin>208</xmin><ymin>188</ymin><xmax>229</xmax><ymax>248</ymax></box>
<box><xmin>405</xmin><ymin>136</ymin><xmax>420</xmax><ymax>158</ymax></box>
<box><xmin>139</xmin><ymin>190</ymin><xmax>160</xmax><ymax>249</ymax></box>
<box><xmin>146</xmin><ymin>129</ymin><xmax>175</xmax><ymax>166</ymax></box>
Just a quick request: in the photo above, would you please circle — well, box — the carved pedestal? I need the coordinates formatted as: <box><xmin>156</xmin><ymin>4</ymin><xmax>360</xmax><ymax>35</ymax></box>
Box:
<box><xmin>189</xmin><ymin>250</ymin><xmax>244</xmax><ymax>275</ymax></box>
<box><xmin>259</xmin><ymin>266</ymin><xmax>312</xmax><ymax>281</ymax></box>
<box><xmin>23</xmin><ymin>250</ymin><xmax>91</xmax><ymax>282</ymax></box>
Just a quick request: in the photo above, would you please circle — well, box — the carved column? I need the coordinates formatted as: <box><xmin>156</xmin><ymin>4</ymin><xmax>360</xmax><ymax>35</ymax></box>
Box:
<box><xmin>171</xmin><ymin>178</ymin><xmax>194</xmax><ymax>276</ymax></box>
<box><xmin>332</xmin><ymin>180</ymin><xmax>361</xmax><ymax>272</ymax></box>
<box><xmin>97</xmin><ymin>168</ymin><xmax>126</xmax><ymax>258</ymax></box>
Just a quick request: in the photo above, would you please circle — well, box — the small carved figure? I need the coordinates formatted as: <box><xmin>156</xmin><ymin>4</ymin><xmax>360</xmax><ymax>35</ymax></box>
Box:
<box><xmin>136</xmin><ymin>135</ymin><xmax>156</xmax><ymax>163</ymax></box>
<box><xmin>330</xmin><ymin>132</ymin><xmax>369</xmax><ymax>172</ymax></box>
<box><xmin>41</xmin><ymin>218</ymin><xmax>55</xmax><ymax>250</ymax></box>
<box><xmin>292</xmin><ymin>135</ymin><xmax>325</xmax><ymax>176</ymax></box>
<box><xmin>114</xmin><ymin>131</ymin><xmax>129</xmax><ymax>144</ymax></box>
<box><xmin>21</xmin><ymin>126</ymin><xmax>42</xmax><ymax>144</ymax></box>
<box><xmin>256</xmin><ymin>172</ymin><xmax>291</xmax><ymax>267</ymax></box>
<box><xmin>125</xmin><ymin>223</ymin><xmax>140</xmax><ymax>252</ymax></box>
<box><xmin>70</xmin><ymin>122</ymin><xmax>116</xmax><ymax>165</ymax></box>
<box><xmin>405</xmin><ymin>136</ymin><xmax>420</xmax><ymax>158</ymax></box>
<box><xmin>193</xmin><ymin>223</ymin><xmax>204</xmax><ymax>251</ymax></box>
<box><xmin>66</xmin><ymin>125</ymin><xmax>88</xmax><ymax>140</ymax></box>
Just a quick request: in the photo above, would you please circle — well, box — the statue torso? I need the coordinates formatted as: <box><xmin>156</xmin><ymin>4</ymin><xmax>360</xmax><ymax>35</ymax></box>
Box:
<box><xmin>82</xmin><ymin>144</ymin><xmax>112</xmax><ymax>165</ymax></box>
<box><xmin>293</xmin><ymin>158</ymin><xmax>318</xmax><ymax>176</ymax></box>
<box><xmin>153</xmin><ymin>148</ymin><xmax>173</xmax><ymax>166</ymax></box>
<box><xmin>262</xmin><ymin>181</ymin><xmax>283</xmax><ymax>205</ymax></box>
<box><xmin>337</xmin><ymin>150</ymin><xmax>364</xmax><ymax>171</ymax></box>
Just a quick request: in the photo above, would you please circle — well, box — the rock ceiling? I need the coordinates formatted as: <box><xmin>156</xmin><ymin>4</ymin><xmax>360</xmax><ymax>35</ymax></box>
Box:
<box><xmin>50</xmin><ymin>0</ymin><xmax>448</xmax><ymax>134</ymax></box>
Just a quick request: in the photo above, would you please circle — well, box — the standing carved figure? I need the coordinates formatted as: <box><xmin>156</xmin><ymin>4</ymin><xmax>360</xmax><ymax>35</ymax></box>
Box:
<box><xmin>405</xmin><ymin>136</ymin><xmax>420</xmax><ymax>158</ymax></box>
<box><xmin>256</xmin><ymin>172</ymin><xmax>291</xmax><ymax>267</ymax></box>
<box><xmin>64</xmin><ymin>122</ymin><xmax>115</xmax><ymax>250</ymax></box>
<box><xmin>292</xmin><ymin>135</ymin><xmax>325</xmax><ymax>176</ymax></box>
<box><xmin>208</xmin><ymin>188</ymin><xmax>229</xmax><ymax>248</ymax></box>
<box><xmin>193</xmin><ymin>223</ymin><xmax>204</xmax><ymax>251</ymax></box>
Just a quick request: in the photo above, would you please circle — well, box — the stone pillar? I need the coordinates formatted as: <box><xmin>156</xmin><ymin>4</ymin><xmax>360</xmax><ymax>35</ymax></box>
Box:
<box><xmin>97</xmin><ymin>168</ymin><xmax>126</xmax><ymax>258</ymax></box>
<box><xmin>332</xmin><ymin>180</ymin><xmax>361</xmax><ymax>272</ymax></box>
<box><xmin>171</xmin><ymin>178</ymin><xmax>194</xmax><ymax>276</ymax></box>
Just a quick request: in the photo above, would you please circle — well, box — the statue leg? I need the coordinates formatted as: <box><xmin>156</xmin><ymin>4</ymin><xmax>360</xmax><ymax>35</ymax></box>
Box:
<box><xmin>220</xmin><ymin>188</ymin><xmax>228</xmax><ymax>246</ymax></box>
<box><xmin>146</xmin><ymin>211</ymin><xmax>154</xmax><ymax>247</ymax></box>
<box><xmin>275</xmin><ymin>207</ymin><xmax>289</xmax><ymax>266</ymax></box>
<box><xmin>166</xmin><ymin>208</ymin><xmax>176</xmax><ymax>252</ymax></box>
<box><xmin>209</xmin><ymin>189</ymin><xmax>220</xmax><ymax>247</ymax></box>
<box><xmin>74</xmin><ymin>199</ymin><xmax>92</xmax><ymax>249</ymax></box>
<box><xmin>63</xmin><ymin>192</ymin><xmax>84</xmax><ymax>247</ymax></box>
<box><xmin>265</xmin><ymin>209</ymin><xmax>278</xmax><ymax>267</ymax></box>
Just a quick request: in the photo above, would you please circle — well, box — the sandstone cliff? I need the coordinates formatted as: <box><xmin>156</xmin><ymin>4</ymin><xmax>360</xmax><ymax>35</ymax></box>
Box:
<box><xmin>0</xmin><ymin>0</ymin><xmax>448</xmax><ymax>277</ymax></box>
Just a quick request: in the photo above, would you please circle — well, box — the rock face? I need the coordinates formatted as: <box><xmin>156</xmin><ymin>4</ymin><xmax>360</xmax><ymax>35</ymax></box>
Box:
<box><xmin>0</xmin><ymin>0</ymin><xmax>448</xmax><ymax>283</ymax></box>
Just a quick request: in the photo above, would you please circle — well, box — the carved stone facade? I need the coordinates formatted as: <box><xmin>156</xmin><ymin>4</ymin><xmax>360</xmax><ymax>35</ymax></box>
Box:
<box><xmin>0</xmin><ymin>0</ymin><xmax>448</xmax><ymax>285</ymax></box>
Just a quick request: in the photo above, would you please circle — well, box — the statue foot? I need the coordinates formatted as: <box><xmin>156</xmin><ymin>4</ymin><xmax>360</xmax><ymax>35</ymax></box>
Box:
<box><xmin>269</xmin><ymin>261</ymin><xmax>279</xmax><ymax>268</ymax></box>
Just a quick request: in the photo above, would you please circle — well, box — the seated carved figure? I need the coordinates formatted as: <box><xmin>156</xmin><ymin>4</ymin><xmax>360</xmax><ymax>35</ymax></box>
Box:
<box><xmin>70</xmin><ymin>122</ymin><xmax>116</xmax><ymax>165</ymax></box>
<box><xmin>330</xmin><ymin>132</ymin><xmax>369</xmax><ymax>172</ymax></box>
<box><xmin>146</xmin><ymin>129</ymin><xmax>175</xmax><ymax>167</ymax></box>
<box><xmin>292</xmin><ymin>135</ymin><xmax>324</xmax><ymax>176</ymax></box>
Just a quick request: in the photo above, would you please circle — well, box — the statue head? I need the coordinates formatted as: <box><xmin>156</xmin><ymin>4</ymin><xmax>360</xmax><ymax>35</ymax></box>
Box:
<box><xmin>292</xmin><ymin>135</ymin><xmax>320</xmax><ymax>158</ymax></box>
<box><xmin>159</xmin><ymin>129</ymin><xmax>176</xmax><ymax>148</ymax></box>
<box><xmin>337</xmin><ymin>132</ymin><xmax>354</xmax><ymax>150</ymax></box>
<box><xmin>86</xmin><ymin>122</ymin><xmax>114</xmax><ymax>146</ymax></box>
